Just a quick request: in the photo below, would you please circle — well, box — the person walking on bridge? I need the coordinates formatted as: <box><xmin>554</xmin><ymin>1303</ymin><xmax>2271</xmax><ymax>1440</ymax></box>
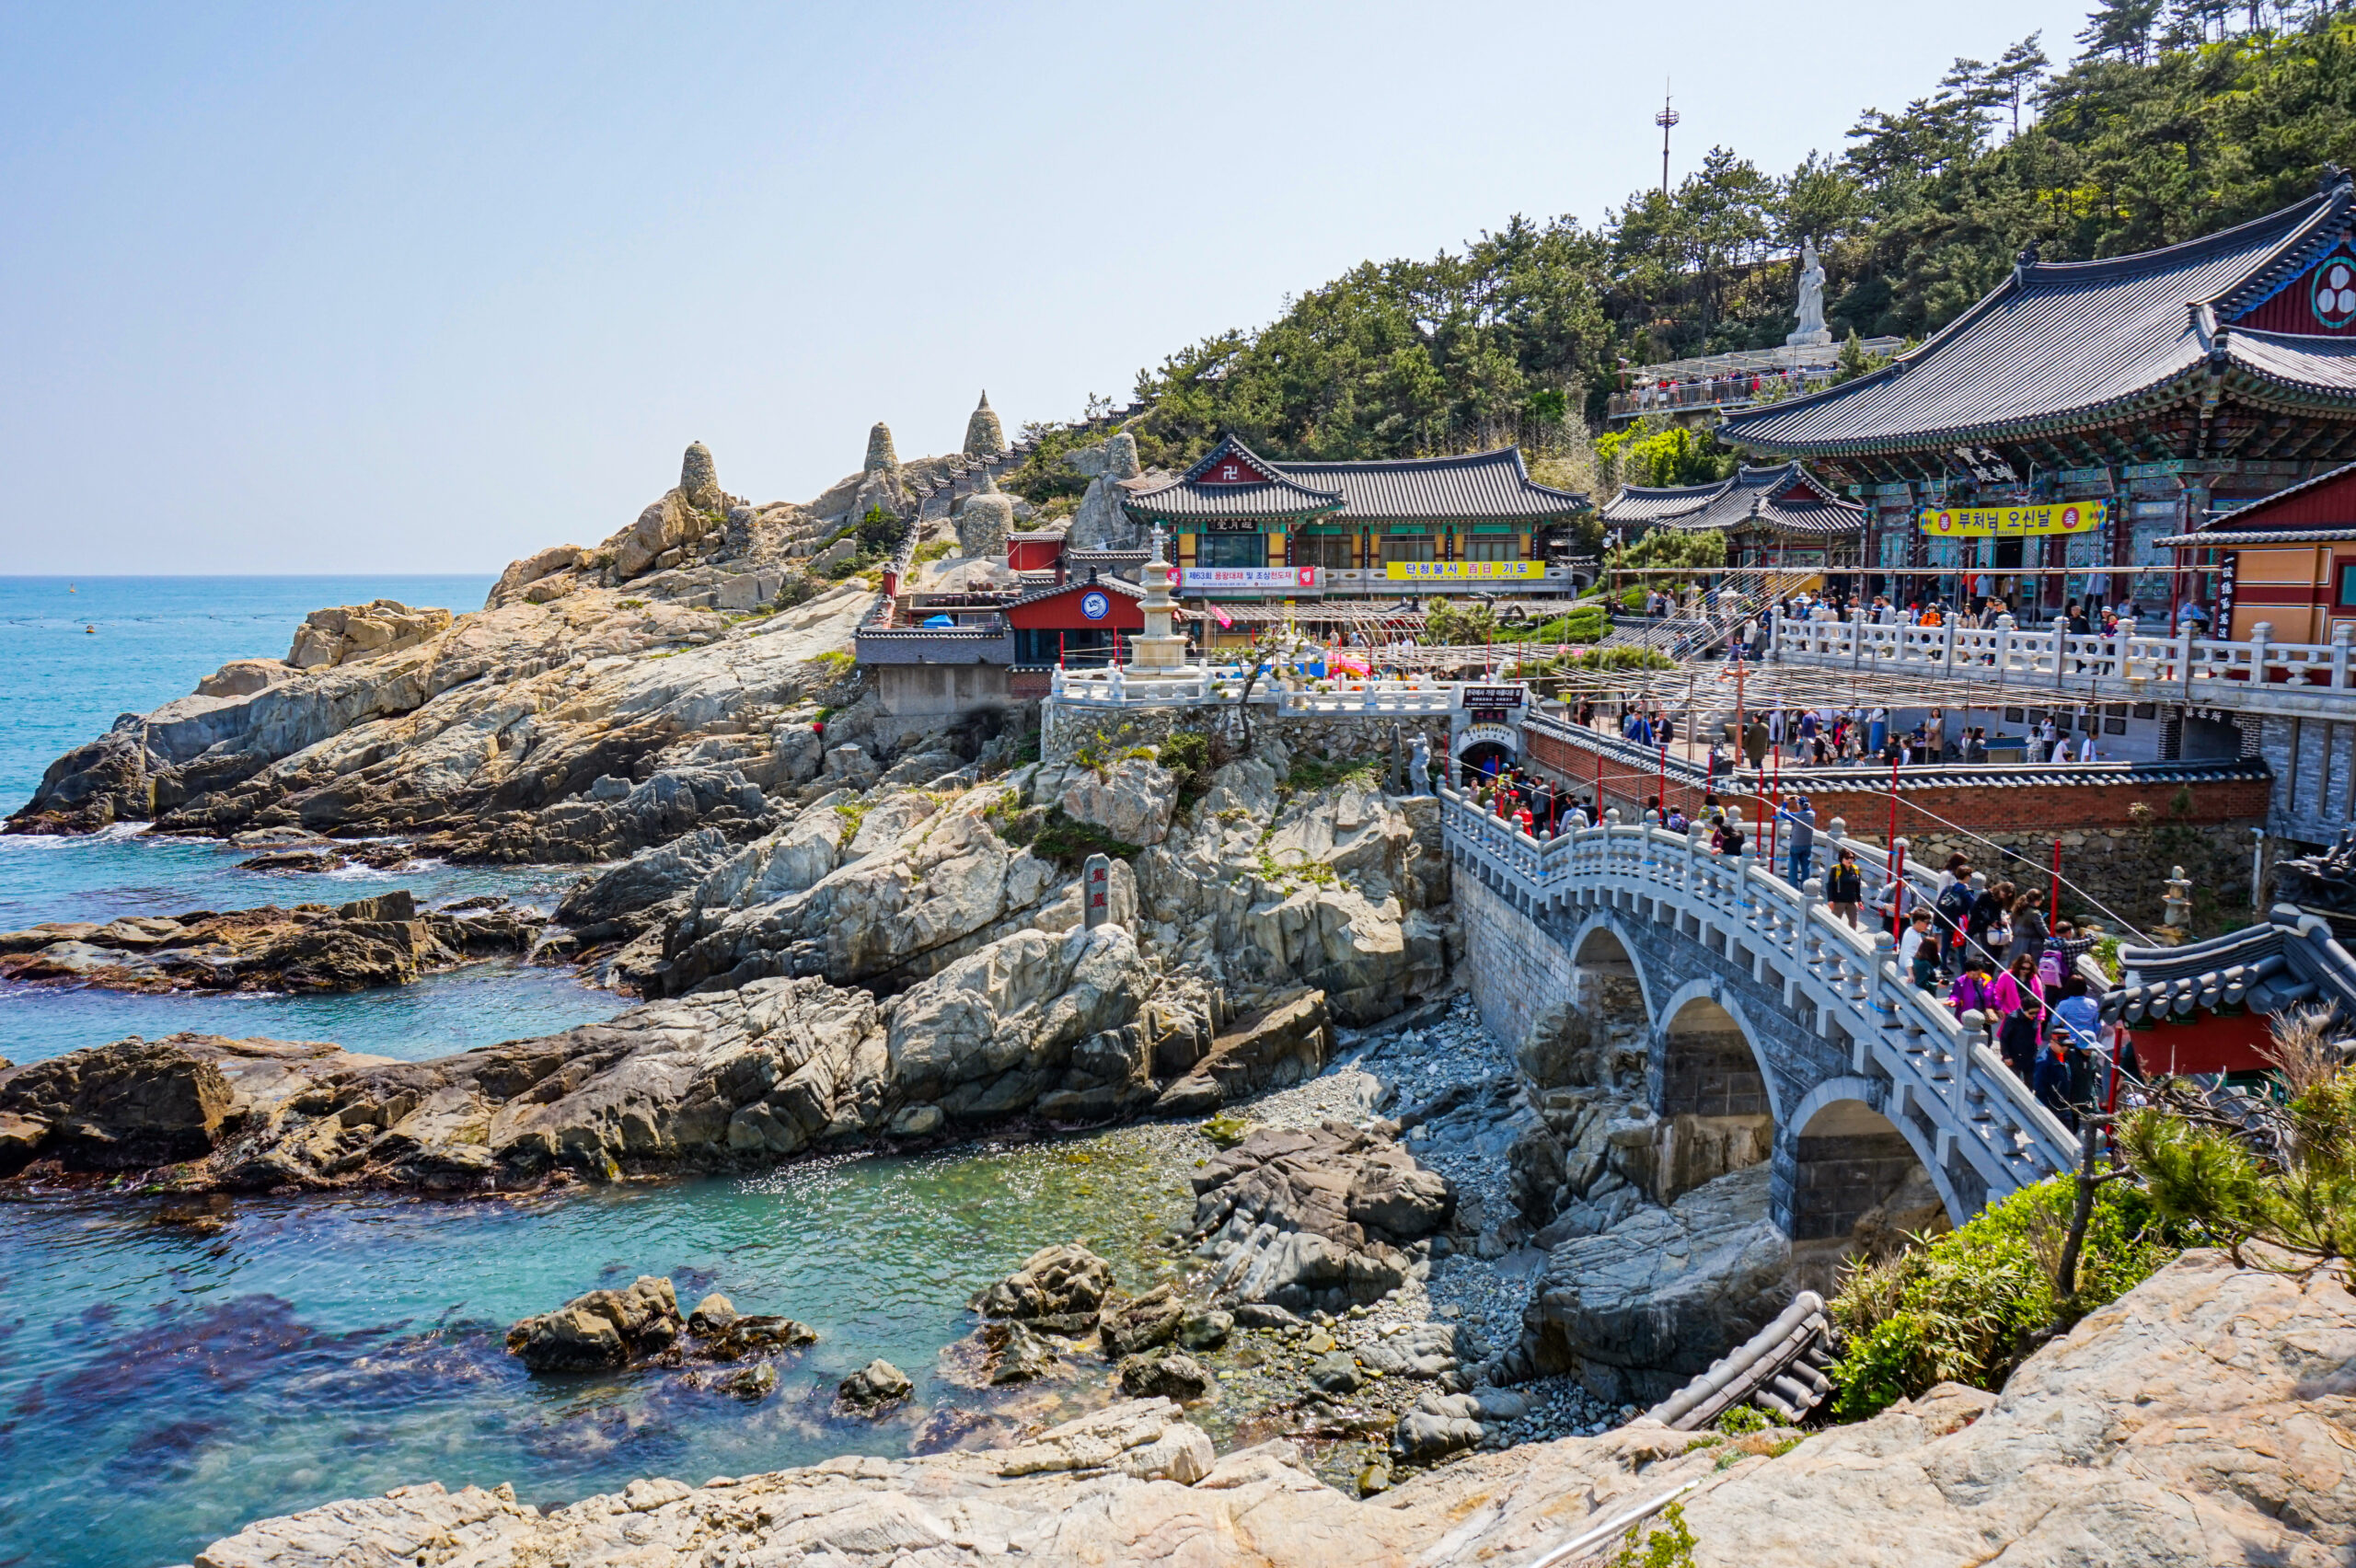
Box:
<box><xmin>1826</xmin><ymin>846</ymin><xmax>1864</xmax><ymax>927</ymax></box>
<box><xmin>1779</xmin><ymin>796</ymin><xmax>1817</xmax><ymax>887</ymax></box>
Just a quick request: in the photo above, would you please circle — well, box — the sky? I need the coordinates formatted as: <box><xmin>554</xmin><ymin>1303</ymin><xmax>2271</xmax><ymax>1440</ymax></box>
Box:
<box><xmin>0</xmin><ymin>0</ymin><xmax>2099</xmax><ymax>575</ymax></box>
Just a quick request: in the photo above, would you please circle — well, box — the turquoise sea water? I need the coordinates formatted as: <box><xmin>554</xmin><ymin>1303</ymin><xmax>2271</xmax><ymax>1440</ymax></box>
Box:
<box><xmin>0</xmin><ymin>578</ymin><xmax>1183</xmax><ymax>1568</ymax></box>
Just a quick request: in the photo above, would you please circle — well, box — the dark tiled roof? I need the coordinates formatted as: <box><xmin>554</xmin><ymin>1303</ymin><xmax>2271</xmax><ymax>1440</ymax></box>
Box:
<box><xmin>1123</xmin><ymin>435</ymin><xmax>1345</xmax><ymax>521</ymax></box>
<box><xmin>1720</xmin><ymin>186</ymin><xmax>2356</xmax><ymax>455</ymax></box>
<box><xmin>2160</xmin><ymin>527</ymin><xmax>2356</xmax><ymax>546</ymax></box>
<box><xmin>1601</xmin><ymin>463</ymin><xmax>1864</xmax><ymax>540</ymax></box>
<box><xmin>2099</xmin><ymin>905</ymin><xmax>2356</xmax><ymax>1025</ymax></box>
<box><xmin>1007</xmin><ymin>573</ymin><xmax>1149</xmax><ymax>609</ymax></box>
<box><xmin>1123</xmin><ymin>433</ymin><xmax>1585</xmax><ymax>525</ymax></box>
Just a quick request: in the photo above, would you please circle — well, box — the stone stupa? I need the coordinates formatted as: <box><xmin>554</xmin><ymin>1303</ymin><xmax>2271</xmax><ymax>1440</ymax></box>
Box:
<box><xmin>1126</xmin><ymin>525</ymin><xmax>1193</xmax><ymax>674</ymax></box>
<box><xmin>863</xmin><ymin>421</ymin><xmax>900</xmax><ymax>475</ymax></box>
<box><xmin>963</xmin><ymin>391</ymin><xmax>1005</xmax><ymax>455</ymax></box>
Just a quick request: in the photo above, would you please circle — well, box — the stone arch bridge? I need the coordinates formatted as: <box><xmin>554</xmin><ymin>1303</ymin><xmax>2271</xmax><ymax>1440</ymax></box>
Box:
<box><xmin>1441</xmin><ymin>790</ymin><xmax>2077</xmax><ymax>1239</ymax></box>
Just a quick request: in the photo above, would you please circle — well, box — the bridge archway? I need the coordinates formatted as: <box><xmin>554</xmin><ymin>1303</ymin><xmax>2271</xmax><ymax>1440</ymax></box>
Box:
<box><xmin>1779</xmin><ymin>1079</ymin><xmax>1957</xmax><ymax>1292</ymax></box>
<box><xmin>1646</xmin><ymin>981</ymin><xmax>1778</xmax><ymax>1203</ymax></box>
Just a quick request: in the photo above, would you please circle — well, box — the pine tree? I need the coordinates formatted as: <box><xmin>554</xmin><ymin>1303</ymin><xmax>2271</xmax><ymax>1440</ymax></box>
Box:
<box><xmin>2077</xmin><ymin>0</ymin><xmax>2165</xmax><ymax>60</ymax></box>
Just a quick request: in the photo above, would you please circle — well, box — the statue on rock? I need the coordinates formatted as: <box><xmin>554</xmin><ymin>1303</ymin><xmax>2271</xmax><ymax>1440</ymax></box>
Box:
<box><xmin>963</xmin><ymin>391</ymin><xmax>1005</xmax><ymax>456</ymax></box>
<box><xmin>864</xmin><ymin>421</ymin><xmax>899</xmax><ymax>475</ymax></box>
<box><xmin>680</xmin><ymin>441</ymin><xmax>723</xmax><ymax>513</ymax></box>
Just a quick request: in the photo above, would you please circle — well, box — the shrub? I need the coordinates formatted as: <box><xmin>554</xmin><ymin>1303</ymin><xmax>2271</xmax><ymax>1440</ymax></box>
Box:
<box><xmin>1608</xmin><ymin>1502</ymin><xmax>1697</xmax><ymax>1568</ymax></box>
<box><xmin>1825</xmin><ymin>1174</ymin><xmax>2191</xmax><ymax>1421</ymax></box>
<box><xmin>1530</xmin><ymin>605</ymin><xmax>1611</xmax><ymax>644</ymax></box>
<box><xmin>1159</xmin><ymin>728</ymin><xmax>1215</xmax><ymax>805</ymax></box>
<box><xmin>809</xmin><ymin>649</ymin><xmax>855</xmax><ymax>678</ymax></box>
<box><xmin>913</xmin><ymin>538</ymin><xmax>953</xmax><ymax>565</ymax></box>
<box><xmin>1027</xmin><ymin>808</ymin><xmax>1143</xmax><ymax>867</ymax></box>
<box><xmin>1713</xmin><ymin>1403</ymin><xmax>1772</xmax><ymax>1436</ymax></box>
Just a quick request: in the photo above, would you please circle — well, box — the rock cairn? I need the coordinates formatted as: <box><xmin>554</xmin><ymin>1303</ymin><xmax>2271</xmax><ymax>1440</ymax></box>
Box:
<box><xmin>964</xmin><ymin>390</ymin><xmax>1006</xmax><ymax>455</ymax></box>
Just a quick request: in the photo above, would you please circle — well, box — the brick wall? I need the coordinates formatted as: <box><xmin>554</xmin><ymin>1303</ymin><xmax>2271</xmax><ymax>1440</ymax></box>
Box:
<box><xmin>1525</xmin><ymin>721</ymin><xmax>2266</xmax><ymax>935</ymax></box>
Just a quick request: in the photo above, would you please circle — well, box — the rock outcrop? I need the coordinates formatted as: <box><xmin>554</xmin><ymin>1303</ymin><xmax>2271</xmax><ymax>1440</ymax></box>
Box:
<box><xmin>660</xmin><ymin>781</ymin><xmax>1138</xmax><ymax>994</ymax></box>
<box><xmin>954</xmin><ymin>485</ymin><xmax>1015</xmax><ymax>560</ymax></box>
<box><xmin>507</xmin><ymin>1276</ymin><xmax>685</xmax><ymax>1370</ymax></box>
<box><xmin>971</xmin><ymin>1243</ymin><xmax>1116</xmax><ymax>1321</ymax></box>
<box><xmin>1131</xmin><ymin>757</ymin><xmax>1451</xmax><ymax>1026</ymax></box>
<box><xmin>1</xmin><ymin>924</ymin><xmax>1154</xmax><ymax>1190</ymax></box>
<box><xmin>287</xmin><ymin>602</ymin><xmax>453</xmax><ymax>670</ymax></box>
<box><xmin>1188</xmin><ymin>1122</ymin><xmax>1455</xmax><ymax>1312</ymax></box>
<box><xmin>6</xmin><ymin>436</ymin><xmax>894</xmax><ymax>840</ymax></box>
<box><xmin>1513</xmin><ymin>1163</ymin><xmax>1792</xmax><ymax>1405</ymax></box>
<box><xmin>191</xmin><ymin>1252</ymin><xmax>2356</xmax><ymax>1568</ymax></box>
<box><xmin>0</xmin><ymin>890</ymin><xmax>541</xmax><ymax>994</ymax></box>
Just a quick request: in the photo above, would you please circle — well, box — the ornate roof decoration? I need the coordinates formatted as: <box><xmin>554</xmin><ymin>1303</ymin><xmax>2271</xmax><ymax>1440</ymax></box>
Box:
<box><xmin>1122</xmin><ymin>433</ymin><xmax>1585</xmax><ymax>525</ymax></box>
<box><xmin>1719</xmin><ymin>182</ymin><xmax>2356</xmax><ymax>457</ymax></box>
<box><xmin>2099</xmin><ymin>905</ymin><xmax>2356</xmax><ymax>1027</ymax></box>
<box><xmin>1600</xmin><ymin>462</ymin><xmax>1864</xmax><ymax>540</ymax></box>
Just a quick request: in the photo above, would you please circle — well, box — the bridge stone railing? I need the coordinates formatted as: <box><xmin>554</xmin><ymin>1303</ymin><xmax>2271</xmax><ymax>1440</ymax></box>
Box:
<box><xmin>1438</xmin><ymin>786</ymin><xmax>2078</xmax><ymax>1211</ymax></box>
<box><xmin>1773</xmin><ymin>610</ymin><xmax>2356</xmax><ymax>717</ymax></box>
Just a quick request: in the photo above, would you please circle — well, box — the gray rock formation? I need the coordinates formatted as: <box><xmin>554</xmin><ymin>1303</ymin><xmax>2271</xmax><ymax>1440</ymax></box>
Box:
<box><xmin>963</xmin><ymin>391</ymin><xmax>1005</xmax><ymax>455</ymax></box>
<box><xmin>1057</xmin><ymin>755</ymin><xmax>1174</xmax><ymax>847</ymax></box>
<box><xmin>1</xmin><ymin>919</ymin><xmax>1159</xmax><ymax>1191</ymax></box>
<box><xmin>553</xmin><ymin>826</ymin><xmax>738</xmax><ymax>944</ymax></box>
<box><xmin>955</xmin><ymin>486</ymin><xmax>1015</xmax><ymax>560</ymax></box>
<box><xmin>1188</xmin><ymin>1121</ymin><xmax>1454</xmax><ymax>1312</ymax></box>
<box><xmin>1133</xmin><ymin>759</ymin><xmax>1450</xmax><ymax>1025</ymax></box>
<box><xmin>0</xmin><ymin>890</ymin><xmax>542</xmax><ymax>995</ymax></box>
<box><xmin>1516</xmin><ymin>1163</ymin><xmax>1792</xmax><ymax>1405</ymax></box>
<box><xmin>837</xmin><ymin>1357</ymin><xmax>912</xmax><ymax>1410</ymax></box>
<box><xmin>1152</xmin><ymin>987</ymin><xmax>1332</xmax><ymax>1114</ymax></box>
<box><xmin>972</xmin><ymin>1243</ymin><xmax>1115</xmax><ymax>1320</ymax></box>
<box><xmin>1066</xmin><ymin>431</ymin><xmax>1149</xmax><ymax>548</ymax></box>
<box><xmin>661</xmin><ymin>784</ymin><xmax>1138</xmax><ymax>994</ymax></box>
<box><xmin>863</xmin><ymin>422</ymin><xmax>899</xmax><ymax>475</ymax></box>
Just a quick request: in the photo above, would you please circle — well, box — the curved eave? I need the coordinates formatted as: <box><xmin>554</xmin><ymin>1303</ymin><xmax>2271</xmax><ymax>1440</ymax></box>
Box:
<box><xmin>1724</xmin><ymin>364</ymin><xmax>2216</xmax><ymax>458</ymax></box>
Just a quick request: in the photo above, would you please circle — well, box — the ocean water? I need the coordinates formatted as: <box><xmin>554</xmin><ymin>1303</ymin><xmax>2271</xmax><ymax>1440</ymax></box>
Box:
<box><xmin>0</xmin><ymin>578</ymin><xmax>1183</xmax><ymax>1568</ymax></box>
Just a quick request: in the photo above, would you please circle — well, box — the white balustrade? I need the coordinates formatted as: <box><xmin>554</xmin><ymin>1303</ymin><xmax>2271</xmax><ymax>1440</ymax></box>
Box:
<box><xmin>1772</xmin><ymin>612</ymin><xmax>2356</xmax><ymax>710</ymax></box>
<box><xmin>1438</xmin><ymin>785</ymin><xmax>2077</xmax><ymax>1204</ymax></box>
<box><xmin>1047</xmin><ymin>664</ymin><xmax>1518</xmax><ymax>714</ymax></box>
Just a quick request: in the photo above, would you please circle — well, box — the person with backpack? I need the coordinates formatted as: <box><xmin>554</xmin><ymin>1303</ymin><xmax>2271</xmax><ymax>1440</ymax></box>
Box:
<box><xmin>1933</xmin><ymin>856</ymin><xmax>1974</xmax><ymax>977</ymax></box>
<box><xmin>1949</xmin><ymin>953</ymin><xmax>1999</xmax><ymax>1021</ymax></box>
<box><xmin>1967</xmin><ymin>878</ymin><xmax>2012</xmax><ymax>970</ymax></box>
<box><xmin>1826</xmin><ymin>847</ymin><xmax>1865</xmax><ymax>927</ymax></box>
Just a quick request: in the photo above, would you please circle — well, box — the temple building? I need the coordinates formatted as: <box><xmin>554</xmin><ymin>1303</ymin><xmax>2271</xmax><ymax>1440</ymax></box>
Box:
<box><xmin>1118</xmin><ymin>432</ymin><xmax>1588</xmax><ymax>599</ymax></box>
<box><xmin>2165</xmin><ymin>457</ymin><xmax>2356</xmax><ymax>642</ymax></box>
<box><xmin>1599</xmin><ymin>462</ymin><xmax>1865</xmax><ymax>582</ymax></box>
<box><xmin>1719</xmin><ymin>173</ymin><xmax>2356</xmax><ymax>616</ymax></box>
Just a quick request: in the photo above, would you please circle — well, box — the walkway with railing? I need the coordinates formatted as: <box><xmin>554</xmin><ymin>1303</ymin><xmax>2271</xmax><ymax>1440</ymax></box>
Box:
<box><xmin>1773</xmin><ymin>609</ymin><xmax>2356</xmax><ymax>715</ymax></box>
<box><xmin>1048</xmin><ymin>665</ymin><xmax>1507</xmax><ymax>716</ymax></box>
<box><xmin>1438</xmin><ymin>786</ymin><xmax>2079</xmax><ymax>1210</ymax></box>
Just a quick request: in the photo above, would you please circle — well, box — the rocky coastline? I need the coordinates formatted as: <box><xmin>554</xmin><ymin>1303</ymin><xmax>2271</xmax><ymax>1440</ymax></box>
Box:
<box><xmin>186</xmin><ymin>1249</ymin><xmax>2356</xmax><ymax>1567</ymax></box>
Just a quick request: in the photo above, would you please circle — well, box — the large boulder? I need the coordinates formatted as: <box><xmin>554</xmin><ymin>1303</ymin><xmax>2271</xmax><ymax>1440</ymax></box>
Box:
<box><xmin>0</xmin><ymin>1036</ymin><xmax>236</xmax><ymax>1171</ymax></box>
<box><xmin>286</xmin><ymin>601</ymin><xmax>454</xmax><ymax>670</ymax></box>
<box><xmin>956</xmin><ymin>490</ymin><xmax>1016</xmax><ymax>560</ymax></box>
<box><xmin>505</xmin><ymin>1275</ymin><xmax>683</xmax><ymax>1371</ymax></box>
<box><xmin>664</xmin><ymin>787</ymin><xmax>1128</xmax><ymax>994</ymax></box>
<box><xmin>1153</xmin><ymin>987</ymin><xmax>1331</xmax><ymax>1114</ymax></box>
<box><xmin>1058</xmin><ymin>756</ymin><xmax>1175</xmax><ymax>847</ymax></box>
<box><xmin>1189</xmin><ymin>1121</ymin><xmax>1454</xmax><ymax>1313</ymax></box>
<box><xmin>555</xmin><ymin>825</ymin><xmax>738</xmax><ymax>941</ymax></box>
<box><xmin>972</xmin><ymin>1243</ymin><xmax>1116</xmax><ymax>1320</ymax></box>
<box><xmin>1517</xmin><ymin>1162</ymin><xmax>1791</xmax><ymax>1405</ymax></box>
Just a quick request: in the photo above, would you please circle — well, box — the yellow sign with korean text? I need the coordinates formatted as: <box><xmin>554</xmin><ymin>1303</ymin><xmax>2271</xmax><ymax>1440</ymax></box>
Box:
<box><xmin>1384</xmin><ymin>560</ymin><xmax>1545</xmax><ymax>582</ymax></box>
<box><xmin>1916</xmin><ymin>501</ymin><xmax>2107</xmax><ymax>538</ymax></box>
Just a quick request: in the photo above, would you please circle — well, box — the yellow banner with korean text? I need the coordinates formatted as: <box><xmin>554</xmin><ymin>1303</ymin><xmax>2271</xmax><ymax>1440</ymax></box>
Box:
<box><xmin>1916</xmin><ymin>501</ymin><xmax>2107</xmax><ymax>538</ymax></box>
<box><xmin>1384</xmin><ymin>560</ymin><xmax>1546</xmax><ymax>581</ymax></box>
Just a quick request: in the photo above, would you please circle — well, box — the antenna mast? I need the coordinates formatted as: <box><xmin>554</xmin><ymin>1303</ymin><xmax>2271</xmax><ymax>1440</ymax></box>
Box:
<box><xmin>1654</xmin><ymin>81</ymin><xmax>1680</xmax><ymax>196</ymax></box>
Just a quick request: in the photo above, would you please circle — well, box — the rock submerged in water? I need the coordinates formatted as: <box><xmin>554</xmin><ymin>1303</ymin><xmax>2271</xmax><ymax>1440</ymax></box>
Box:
<box><xmin>506</xmin><ymin>1276</ymin><xmax>683</xmax><ymax>1371</ymax></box>
<box><xmin>0</xmin><ymin>889</ymin><xmax>542</xmax><ymax>996</ymax></box>
<box><xmin>970</xmin><ymin>1243</ymin><xmax>1114</xmax><ymax>1321</ymax></box>
<box><xmin>838</xmin><ymin>1357</ymin><xmax>913</xmax><ymax>1411</ymax></box>
<box><xmin>506</xmin><ymin>1278</ymin><xmax>816</xmax><ymax>1377</ymax></box>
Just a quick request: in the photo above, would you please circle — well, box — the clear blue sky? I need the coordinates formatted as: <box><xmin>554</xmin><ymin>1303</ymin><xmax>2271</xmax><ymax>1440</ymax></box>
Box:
<box><xmin>1</xmin><ymin>1</ymin><xmax>2095</xmax><ymax>574</ymax></box>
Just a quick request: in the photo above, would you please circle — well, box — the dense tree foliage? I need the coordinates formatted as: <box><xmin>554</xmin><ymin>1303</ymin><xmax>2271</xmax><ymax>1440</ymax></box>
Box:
<box><xmin>1126</xmin><ymin>5</ymin><xmax>2356</xmax><ymax>471</ymax></box>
